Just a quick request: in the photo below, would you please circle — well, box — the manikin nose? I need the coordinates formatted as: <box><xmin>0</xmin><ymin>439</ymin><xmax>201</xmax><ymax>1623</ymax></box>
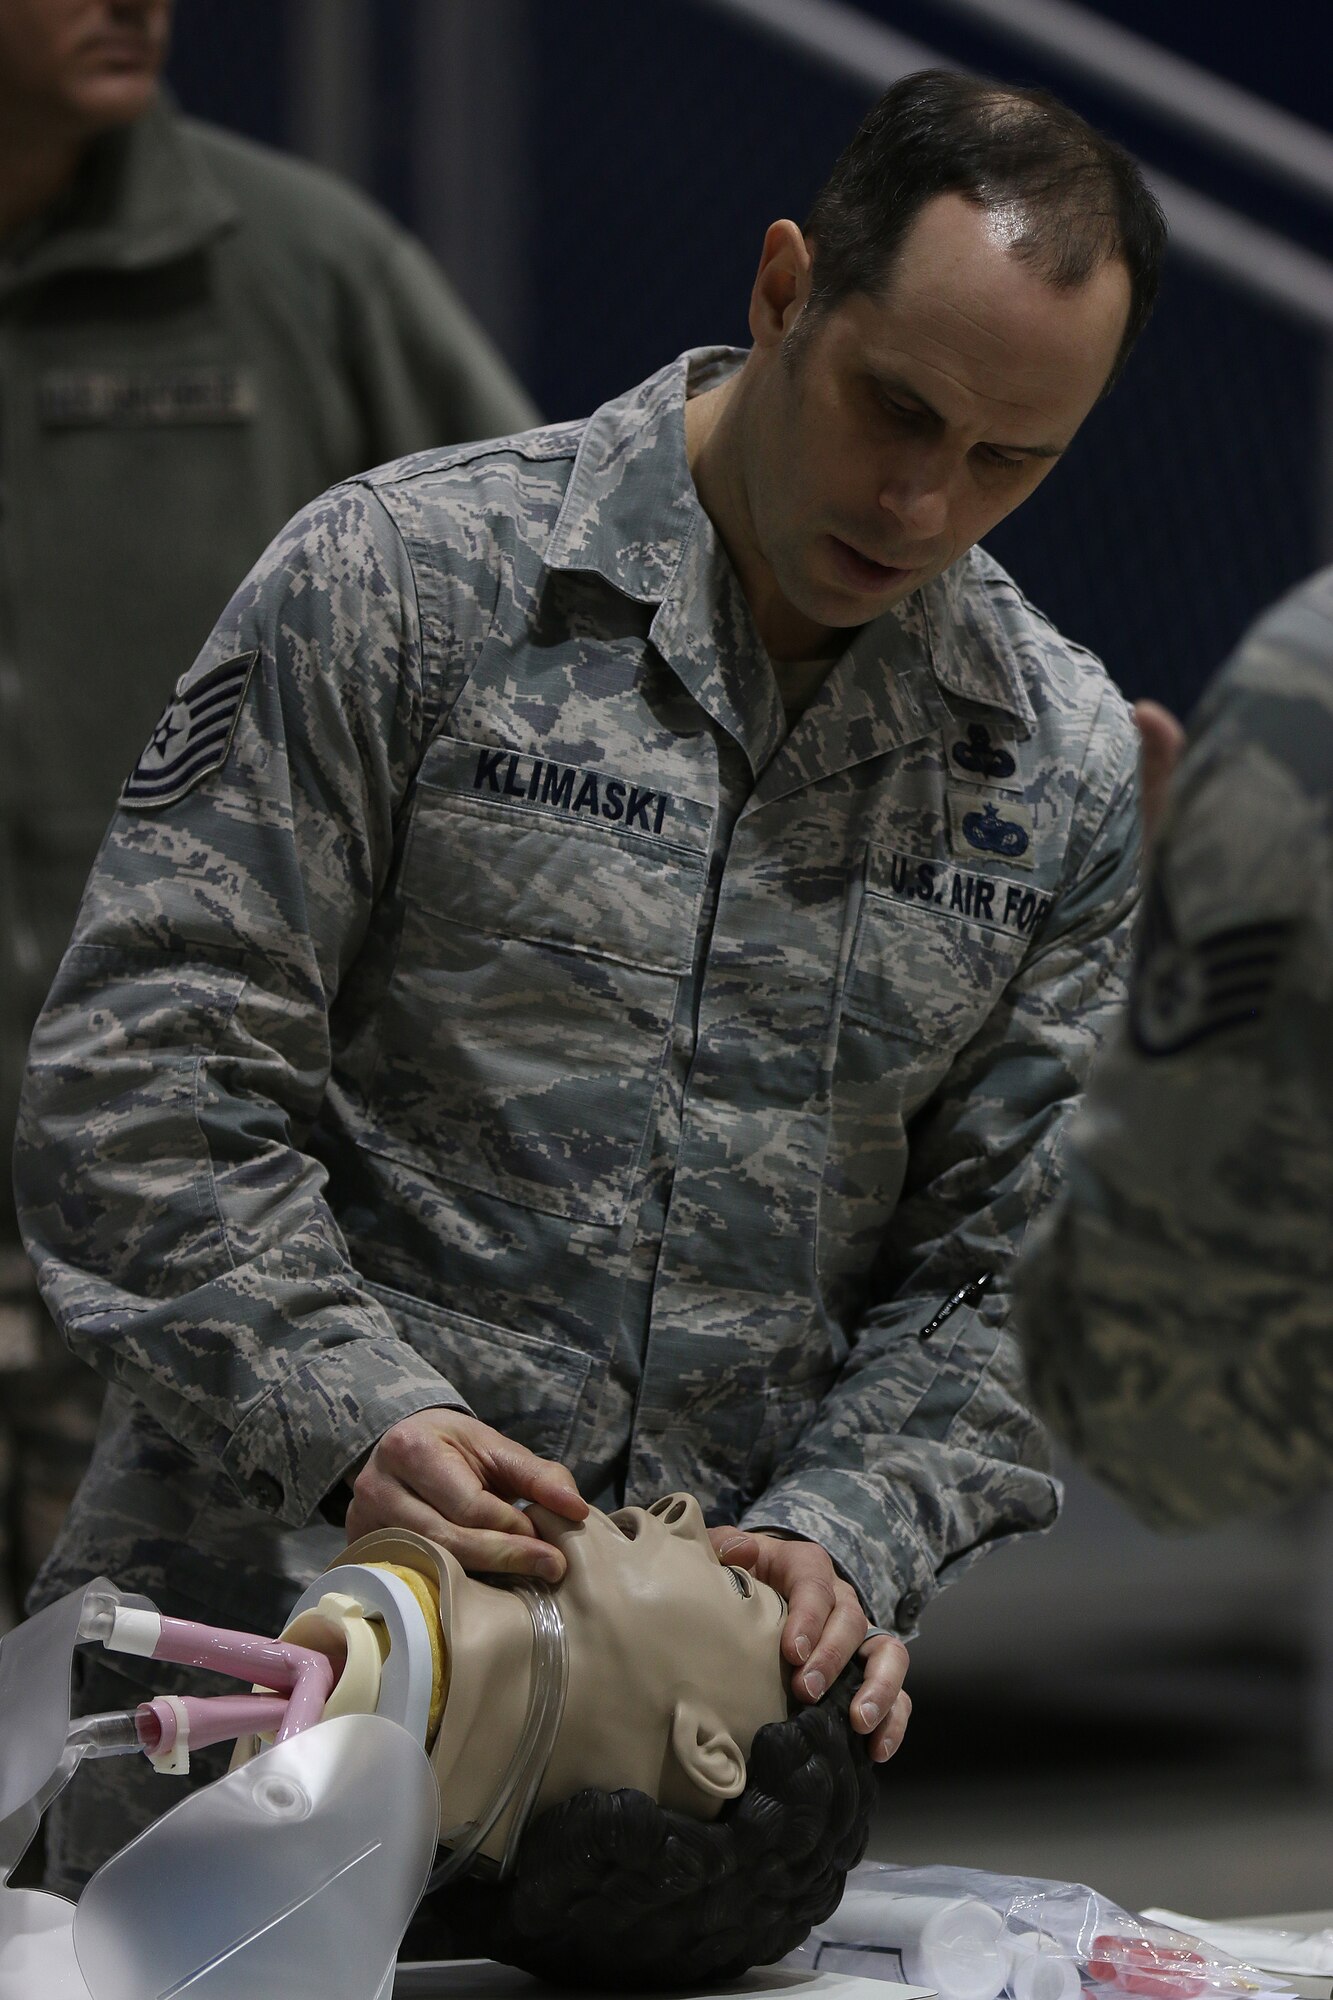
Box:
<box><xmin>608</xmin><ymin>1493</ymin><xmax>709</xmax><ymax>1543</ymax></box>
<box><xmin>646</xmin><ymin>1492</ymin><xmax>710</xmax><ymax>1541</ymax></box>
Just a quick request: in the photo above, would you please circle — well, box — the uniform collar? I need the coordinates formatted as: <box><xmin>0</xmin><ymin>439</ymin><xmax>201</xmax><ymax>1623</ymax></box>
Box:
<box><xmin>920</xmin><ymin>552</ymin><xmax>1038</xmax><ymax>735</ymax></box>
<box><xmin>546</xmin><ymin>347</ymin><xmax>1037</xmax><ymax>774</ymax></box>
<box><xmin>0</xmin><ymin>93</ymin><xmax>237</xmax><ymax>293</ymax></box>
<box><xmin>544</xmin><ymin>346</ymin><xmax>732</xmax><ymax>604</ymax></box>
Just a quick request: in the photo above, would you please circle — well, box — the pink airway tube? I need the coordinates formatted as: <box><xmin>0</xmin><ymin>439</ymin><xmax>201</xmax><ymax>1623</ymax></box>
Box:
<box><xmin>136</xmin><ymin>1695</ymin><xmax>290</xmax><ymax>1757</ymax></box>
<box><xmin>145</xmin><ymin>1616</ymin><xmax>336</xmax><ymax>1741</ymax></box>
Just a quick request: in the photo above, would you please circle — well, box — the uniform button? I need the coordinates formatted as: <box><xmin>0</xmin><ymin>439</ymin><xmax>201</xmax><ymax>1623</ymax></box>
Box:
<box><xmin>895</xmin><ymin>1591</ymin><xmax>923</xmax><ymax>1630</ymax></box>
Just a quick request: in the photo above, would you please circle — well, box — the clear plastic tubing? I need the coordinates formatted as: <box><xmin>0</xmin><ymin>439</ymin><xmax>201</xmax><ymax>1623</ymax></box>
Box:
<box><xmin>426</xmin><ymin>1577</ymin><xmax>569</xmax><ymax>1891</ymax></box>
<box><xmin>64</xmin><ymin>1695</ymin><xmax>291</xmax><ymax>1762</ymax></box>
<box><xmin>65</xmin><ymin>1708</ymin><xmax>147</xmax><ymax>1759</ymax></box>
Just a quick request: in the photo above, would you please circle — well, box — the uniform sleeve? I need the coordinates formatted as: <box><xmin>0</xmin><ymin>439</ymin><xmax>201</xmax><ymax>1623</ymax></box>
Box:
<box><xmin>343</xmin><ymin>224</ymin><xmax>540</xmax><ymax>457</ymax></box>
<box><xmin>14</xmin><ymin>482</ymin><xmax>473</xmax><ymax>1528</ymax></box>
<box><xmin>743</xmin><ymin>687</ymin><xmax>1141</xmax><ymax>1632</ymax></box>
<box><xmin>1014</xmin><ymin>586</ymin><xmax>1333</xmax><ymax>1528</ymax></box>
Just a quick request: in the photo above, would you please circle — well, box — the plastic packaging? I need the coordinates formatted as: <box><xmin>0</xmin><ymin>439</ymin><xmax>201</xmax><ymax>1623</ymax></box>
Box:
<box><xmin>796</xmin><ymin>1863</ymin><xmax>1296</xmax><ymax>2000</ymax></box>
<box><xmin>1007</xmin><ymin>1928</ymin><xmax>1082</xmax><ymax>2000</ymax></box>
<box><xmin>72</xmin><ymin>1713</ymin><xmax>438</xmax><ymax>2000</ymax></box>
<box><xmin>0</xmin><ymin>1887</ymin><xmax>91</xmax><ymax>2000</ymax></box>
<box><xmin>1140</xmin><ymin>1913</ymin><xmax>1333</xmax><ymax>1981</ymax></box>
<box><xmin>0</xmin><ymin>1579</ymin><xmax>153</xmax><ymax>1882</ymax></box>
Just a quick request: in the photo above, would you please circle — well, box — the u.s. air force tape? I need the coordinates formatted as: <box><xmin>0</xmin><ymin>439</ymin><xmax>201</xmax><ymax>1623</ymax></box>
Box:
<box><xmin>120</xmin><ymin>651</ymin><xmax>257</xmax><ymax>810</ymax></box>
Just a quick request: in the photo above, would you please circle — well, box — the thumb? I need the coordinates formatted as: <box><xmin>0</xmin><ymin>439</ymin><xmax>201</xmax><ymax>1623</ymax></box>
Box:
<box><xmin>1133</xmin><ymin>699</ymin><xmax>1186</xmax><ymax>848</ymax></box>
<box><xmin>710</xmin><ymin>1527</ymin><xmax>760</xmax><ymax>1569</ymax></box>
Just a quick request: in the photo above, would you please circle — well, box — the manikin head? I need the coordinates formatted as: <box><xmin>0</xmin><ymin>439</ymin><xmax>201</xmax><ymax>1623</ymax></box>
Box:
<box><xmin>293</xmin><ymin>1495</ymin><xmax>875</xmax><ymax>1988</ymax></box>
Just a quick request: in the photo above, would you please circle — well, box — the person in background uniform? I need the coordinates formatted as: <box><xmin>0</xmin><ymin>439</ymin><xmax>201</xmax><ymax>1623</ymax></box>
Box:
<box><xmin>1016</xmin><ymin>569</ymin><xmax>1333</xmax><ymax>1526</ymax></box>
<box><xmin>0</xmin><ymin>0</ymin><xmax>538</xmax><ymax>1621</ymax></box>
<box><xmin>17</xmin><ymin>70</ymin><xmax>1166</xmax><ymax>1890</ymax></box>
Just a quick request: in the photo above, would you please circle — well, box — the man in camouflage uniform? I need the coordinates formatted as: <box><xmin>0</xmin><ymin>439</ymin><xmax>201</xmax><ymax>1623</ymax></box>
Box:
<box><xmin>15</xmin><ymin>72</ymin><xmax>1166</xmax><ymax>1886</ymax></box>
<box><xmin>0</xmin><ymin>0</ymin><xmax>537</xmax><ymax>1619</ymax></box>
<box><xmin>1016</xmin><ymin>569</ymin><xmax>1333</xmax><ymax>1525</ymax></box>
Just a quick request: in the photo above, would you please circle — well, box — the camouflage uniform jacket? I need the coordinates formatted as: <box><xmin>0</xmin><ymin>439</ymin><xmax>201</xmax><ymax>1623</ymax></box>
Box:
<box><xmin>1017</xmin><ymin>568</ymin><xmax>1333</xmax><ymax>1527</ymax></box>
<box><xmin>0</xmin><ymin>93</ymin><xmax>537</xmax><ymax>1235</ymax></box>
<box><xmin>17</xmin><ymin>348</ymin><xmax>1140</xmax><ymax>1639</ymax></box>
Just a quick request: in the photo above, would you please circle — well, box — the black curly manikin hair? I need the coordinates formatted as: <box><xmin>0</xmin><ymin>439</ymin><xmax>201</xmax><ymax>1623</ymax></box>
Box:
<box><xmin>413</xmin><ymin>1664</ymin><xmax>876</xmax><ymax>1990</ymax></box>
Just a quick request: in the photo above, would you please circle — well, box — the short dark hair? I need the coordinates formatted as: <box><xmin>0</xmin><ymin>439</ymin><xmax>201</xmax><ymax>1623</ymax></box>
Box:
<box><xmin>415</xmin><ymin>1667</ymin><xmax>876</xmax><ymax>1990</ymax></box>
<box><xmin>801</xmin><ymin>69</ymin><xmax>1167</xmax><ymax>390</ymax></box>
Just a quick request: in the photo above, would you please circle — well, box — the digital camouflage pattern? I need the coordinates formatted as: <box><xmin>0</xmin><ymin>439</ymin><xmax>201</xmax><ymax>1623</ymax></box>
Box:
<box><xmin>18</xmin><ymin>348</ymin><xmax>1140</xmax><ymax>1660</ymax></box>
<box><xmin>1017</xmin><ymin>568</ymin><xmax>1333</xmax><ymax>1526</ymax></box>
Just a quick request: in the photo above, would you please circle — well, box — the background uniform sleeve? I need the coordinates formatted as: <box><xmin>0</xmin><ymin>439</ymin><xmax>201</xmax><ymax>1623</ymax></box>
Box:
<box><xmin>15</xmin><ymin>482</ymin><xmax>471</xmax><ymax>1528</ymax></box>
<box><xmin>744</xmin><ymin>689</ymin><xmax>1142</xmax><ymax>1632</ymax></box>
<box><xmin>1014</xmin><ymin>579</ymin><xmax>1333</xmax><ymax>1528</ymax></box>
<box><xmin>342</xmin><ymin>224</ymin><xmax>540</xmax><ymax>460</ymax></box>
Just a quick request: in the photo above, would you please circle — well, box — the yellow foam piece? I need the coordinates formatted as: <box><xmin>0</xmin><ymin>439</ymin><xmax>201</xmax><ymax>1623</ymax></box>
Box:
<box><xmin>368</xmin><ymin>1561</ymin><xmax>447</xmax><ymax>1748</ymax></box>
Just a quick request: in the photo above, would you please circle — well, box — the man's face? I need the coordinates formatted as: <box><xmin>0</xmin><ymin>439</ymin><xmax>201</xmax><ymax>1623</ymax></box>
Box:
<box><xmin>735</xmin><ymin>192</ymin><xmax>1131</xmax><ymax>652</ymax></box>
<box><xmin>0</xmin><ymin>0</ymin><xmax>171</xmax><ymax>132</ymax></box>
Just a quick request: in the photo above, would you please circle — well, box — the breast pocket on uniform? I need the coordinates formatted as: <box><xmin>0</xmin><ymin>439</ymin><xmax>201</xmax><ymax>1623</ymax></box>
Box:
<box><xmin>364</xmin><ymin>736</ymin><xmax>713</xmax><ymax>1228</ymax></box>
<box><xmin>822</xmin><ymin>844</ymin><xmax>1041</xmax><ymax>1275</ymax></box>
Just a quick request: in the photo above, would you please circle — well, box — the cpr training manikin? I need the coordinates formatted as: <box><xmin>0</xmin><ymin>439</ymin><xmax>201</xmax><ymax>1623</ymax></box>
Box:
<box><xmin>0</xmin><ymin>1493</ymin><xmax>874</xmax><ymax>1997</ymax></box>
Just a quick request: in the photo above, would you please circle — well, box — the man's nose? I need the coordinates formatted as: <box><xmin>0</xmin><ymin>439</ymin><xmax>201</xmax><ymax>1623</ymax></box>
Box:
<box><xmin>879</xmin><ymin>449</ymin><xmax>952</xmax><ymax>542</ymax></box>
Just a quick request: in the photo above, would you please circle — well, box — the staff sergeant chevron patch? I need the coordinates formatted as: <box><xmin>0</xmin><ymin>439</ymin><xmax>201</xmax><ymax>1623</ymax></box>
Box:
<box><xmin>120</xmin><ymin>651</ymin><xmax>257</xmax><ymax>810</ymax></box>
<box><xmin>1129</xmin><ymin>871</ymin><xmax>1295</xmax><ymax>1058</ymax></box>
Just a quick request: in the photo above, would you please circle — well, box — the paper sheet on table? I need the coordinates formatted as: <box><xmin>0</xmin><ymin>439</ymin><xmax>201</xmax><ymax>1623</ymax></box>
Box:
<box><xmin>1140</xmin><ymin>1911</ymin><xmax>1333</xmax><ymax>1978</ymax></box>
<box><xmin>392</xmin><ymin>1959</ymin><xmax>936</xmax><ymax>1999</ymax></box>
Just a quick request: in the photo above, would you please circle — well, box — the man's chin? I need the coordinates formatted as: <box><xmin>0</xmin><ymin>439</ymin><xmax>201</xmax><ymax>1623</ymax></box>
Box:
<box><xmin>67</xmin><ymin>75</ymin><xmax>161</xmax><ymax>130</ymax></box>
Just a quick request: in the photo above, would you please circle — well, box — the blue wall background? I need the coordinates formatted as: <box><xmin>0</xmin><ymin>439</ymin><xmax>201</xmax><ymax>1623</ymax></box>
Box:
<box><xmin>166</xmin><ymin>0</ymin><xmax>1330</xmax><ymax>719</ymax></box>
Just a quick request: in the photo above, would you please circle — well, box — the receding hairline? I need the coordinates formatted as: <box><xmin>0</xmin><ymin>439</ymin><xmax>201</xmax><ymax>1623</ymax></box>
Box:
<box><xmin>814</xmin><ymin>182</ymin><xmax>1135</xmax><ymax>305</ymax></box>
<box><xmin>796</xmin><ymin>69</ymin><xmax>1166</xmax><ymax>390</ymax></box>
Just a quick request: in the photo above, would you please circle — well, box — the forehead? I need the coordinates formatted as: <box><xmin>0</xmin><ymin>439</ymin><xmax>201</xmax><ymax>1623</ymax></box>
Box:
<box><xmin>819</xmin><ymin>192</ymin><xmax>1129</xmax><ymax>428</ymax></box>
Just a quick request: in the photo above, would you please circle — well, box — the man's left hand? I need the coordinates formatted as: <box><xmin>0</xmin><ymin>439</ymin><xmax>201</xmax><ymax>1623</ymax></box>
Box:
<box><xmin>709</xmin><ymin>1527</ymin><xmax>911</xmax><ymax>1764</ymax></box>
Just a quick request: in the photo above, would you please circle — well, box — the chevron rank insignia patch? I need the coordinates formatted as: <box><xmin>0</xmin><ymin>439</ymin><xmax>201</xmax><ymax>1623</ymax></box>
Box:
<box><xmin>1129</xmin><ymin>871</ymin><xmax>1294</xmax><ymax>1058</ymax></box>
<box><xmin>120</xmin><ymin>651</ymin><xmax>257</xmax><ymax>810</ymax></box>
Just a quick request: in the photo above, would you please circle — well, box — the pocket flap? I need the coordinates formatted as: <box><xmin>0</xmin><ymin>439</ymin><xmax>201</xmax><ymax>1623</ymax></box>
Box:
<box><xmin>364</xmin><ymin>1280</ymin><xmax>593</xmax><ymax>1466</ymax></box>
<box><xmin>405</xmin><ymin>737</ymin><xmax>713</xmax><ymax>975</ymax></box>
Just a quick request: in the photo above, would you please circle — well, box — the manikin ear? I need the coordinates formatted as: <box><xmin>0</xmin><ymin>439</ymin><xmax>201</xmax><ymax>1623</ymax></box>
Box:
<box><xmin>670</xmin><ymin>1697</ymin><xmax>748</xmax><ymax>1802</ymax></box>
<box><xmin>748</xmin><ymin>219</ymin><xmax>813</xmax><ymax>349</ymax></box>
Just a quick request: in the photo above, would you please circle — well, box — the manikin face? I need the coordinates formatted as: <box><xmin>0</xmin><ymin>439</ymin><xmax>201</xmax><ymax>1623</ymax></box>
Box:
<box><xmin>533</xmin><ymin>1494</ymin><xmax>791</xmax><ymax>1817</ymax></box>
<box><xmin>0</xmin><ymin>0</ymin><xmax>171</xmax><ymax>134</ymax></box>
<box><xmin>726</xmin><ymin>192</ymin><xmax>1131</xmax><ymax>659</ymax></box>
<box><xmin>325</xmin><ymin>1495</ymin><xmax>791</xmax><ymax>1863</ymax></box>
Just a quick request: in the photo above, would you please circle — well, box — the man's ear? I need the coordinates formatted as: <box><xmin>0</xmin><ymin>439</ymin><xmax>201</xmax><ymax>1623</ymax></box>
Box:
<box><xmin>670</xmin><ymin>1697</ymin><xmax>747</xmax><ymax>1801</ymax></box>
<box><xmin>748</xmin><ymin>219</ymin><xmax>812</xmax><ymax>348</ymax></box>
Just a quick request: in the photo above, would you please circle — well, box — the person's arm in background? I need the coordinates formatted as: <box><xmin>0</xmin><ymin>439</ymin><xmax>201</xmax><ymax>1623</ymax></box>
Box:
<box><xmin>1015</xmin><ymin>573</ymin><xmax>1333</xmax><ymax>1527</ymax></box>
<box><xmin>15</xmin><ymin>478</ymin><xmax>581</xmax><ymax>1579</ymax></box>
<box><xmin>341</xmin><ymin>220</ymin><xmax>541</xmax><ymax>456</ymax></box>
<box><xmin>736</xmin><ymin>686</ymin><xmax>1142</xmax><ymax>1638</ymax></box>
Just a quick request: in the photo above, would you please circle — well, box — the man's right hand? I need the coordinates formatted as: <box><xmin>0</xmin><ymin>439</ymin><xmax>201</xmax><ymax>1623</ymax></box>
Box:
<box><xmin>344</xmin><ymin>1408</ymin><xmax>588</xmax><ymax>1580</ymax></box>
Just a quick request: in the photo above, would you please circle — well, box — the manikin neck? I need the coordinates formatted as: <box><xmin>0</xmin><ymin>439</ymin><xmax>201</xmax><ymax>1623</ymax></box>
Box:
<box><xmin>430</xmin><ymin>1563</ymin><xmax>546</xmax><ymax>1868</ymax></box>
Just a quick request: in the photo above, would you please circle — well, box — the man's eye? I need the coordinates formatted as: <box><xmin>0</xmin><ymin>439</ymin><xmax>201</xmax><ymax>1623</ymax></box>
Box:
<box><xmin>727</xmin><ymin>1567</ymin><xmax>753</xmax><ymax>1599</ymax></box>
<box><xmin>980</xmin><ymin>445</ymin><xmax>1026</xmax><ymax>470</ymax></box>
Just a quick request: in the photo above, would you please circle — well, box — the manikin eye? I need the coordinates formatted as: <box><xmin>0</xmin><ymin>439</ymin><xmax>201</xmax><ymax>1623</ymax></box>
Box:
<box><xmin>727</xmin><ymin>1567</ymin><xmax>753</xmax><ymax>1600</ymax></box>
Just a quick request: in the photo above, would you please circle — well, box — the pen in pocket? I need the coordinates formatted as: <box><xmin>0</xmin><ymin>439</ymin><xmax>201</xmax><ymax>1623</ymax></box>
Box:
<box><xmin>918</xmin><ymin>1271</ymin><xmax>993</xmax><ymax>1341</ymax></box>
